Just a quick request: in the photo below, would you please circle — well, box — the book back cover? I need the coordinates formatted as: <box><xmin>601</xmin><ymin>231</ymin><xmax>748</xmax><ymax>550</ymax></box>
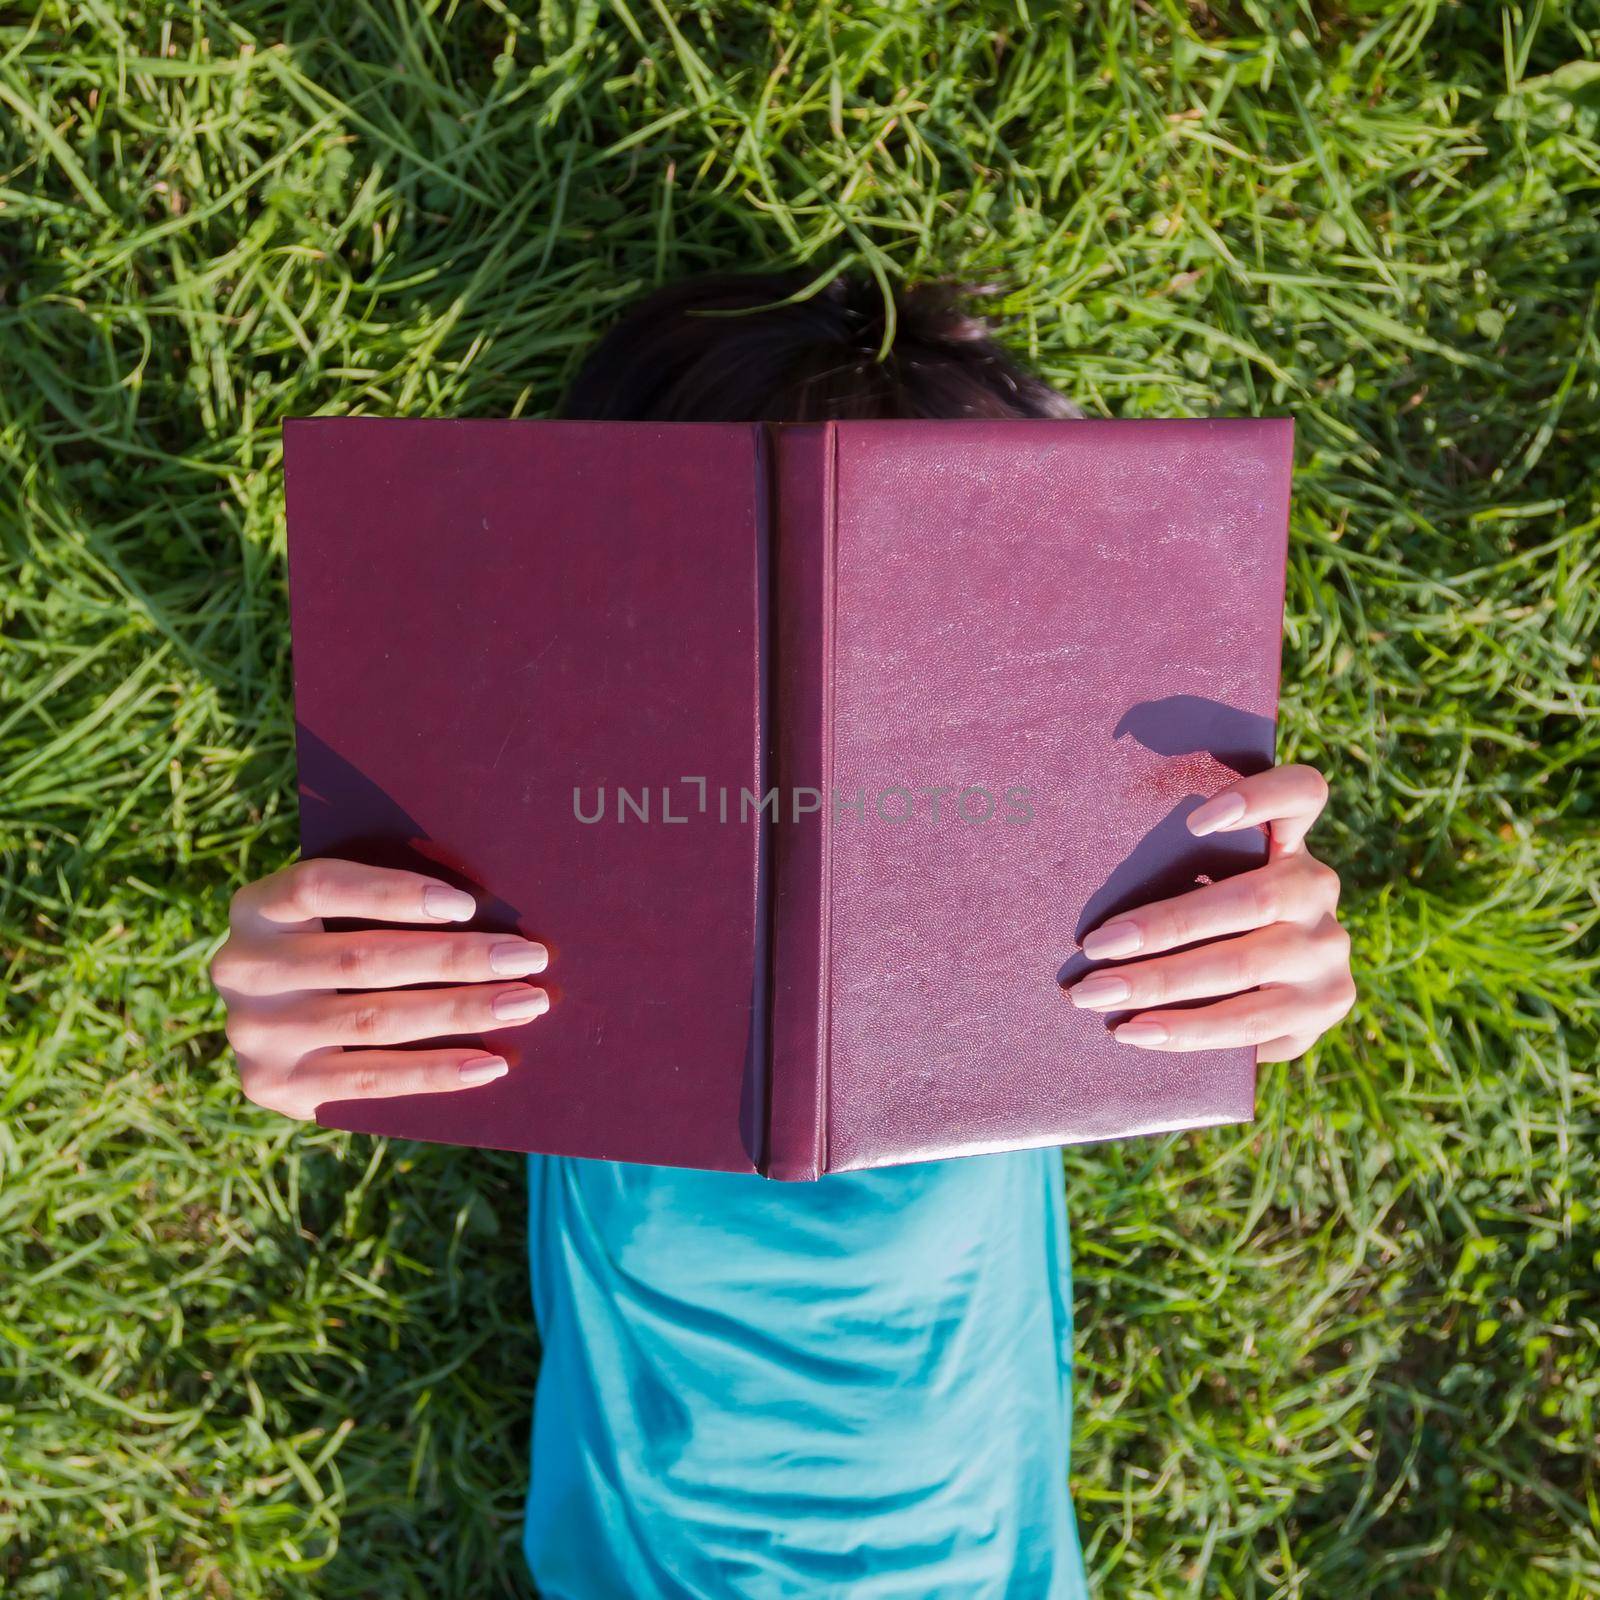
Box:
<box><xmin>286</xmin><ymin>418</ymin><xmax>769</xmax><ymax>1171</ymax></box>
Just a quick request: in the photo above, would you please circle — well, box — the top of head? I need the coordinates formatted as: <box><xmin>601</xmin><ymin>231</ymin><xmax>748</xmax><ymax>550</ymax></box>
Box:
<box><xmin>560</xmin><ymin>270</ymin><xmax>1081</xmax><ymax>426</ymax></box>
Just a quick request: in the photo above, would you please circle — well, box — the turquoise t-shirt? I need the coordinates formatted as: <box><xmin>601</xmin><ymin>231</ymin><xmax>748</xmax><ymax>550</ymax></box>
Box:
<box><xmin>522</xmin><ymin>1147</ymin><xmax>1089</xmax><ymax>1598</ymax></box>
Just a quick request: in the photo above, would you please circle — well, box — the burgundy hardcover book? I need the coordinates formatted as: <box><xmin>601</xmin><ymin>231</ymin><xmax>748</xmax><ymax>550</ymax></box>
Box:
<box><xmin>284</xmin><ymin>417</ymin><xmax>1292</xmax><ymax>1178</ymax></box>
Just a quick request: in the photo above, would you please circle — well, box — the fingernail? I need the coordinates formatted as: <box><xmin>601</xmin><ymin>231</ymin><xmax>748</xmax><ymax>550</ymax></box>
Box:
<box><xmin>1068</xmin><ymin>975</ymin><xmax>1131</xmax><ymax>1010</ymax></box>
<box><xmin>1187</xmin><ymin>794</ymin><xmax>1247</xmax><ymax>836</ymax></box>
<box><xmin>458</xmin><ymin>1054</ymin><xmax>508</xmax><ymax>1086</ymax></box>
<box><xmin>492</xmin><ymin>986</ymin><xmax>549</xmax><ymax>1022</ymax></box>
<box><xmin>490</xmin><ymin>940</ymin><xmax>548</xmax><ymax>976</ymax></box>
<box><xmin>424</xmin><ymin>885</ymin><xmax>476</xmax><ymax>920</ymax></box>
<box><xmin>1113</xmin><ymin>1022</ymin><xmax>1169</xmax><ymax>1047</ymax></box>
<box><xmin>1082</xmin><ymin>921</ymin><xmax>1142</xmax><ymax>960</ymax></box>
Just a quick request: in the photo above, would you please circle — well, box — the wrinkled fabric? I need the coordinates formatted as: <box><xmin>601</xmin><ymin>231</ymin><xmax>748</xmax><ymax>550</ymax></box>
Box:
<box><xmin>521</xmin><ymin>1147</ymin><xmax>1089</xmax><ymax>1598</ymax></box>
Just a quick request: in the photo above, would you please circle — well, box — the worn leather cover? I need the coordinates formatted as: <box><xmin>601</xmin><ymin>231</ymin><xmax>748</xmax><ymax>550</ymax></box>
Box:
<box><xmin>817</xmin><ymin>419</ymin><xmax>1291</xmax><ymax>1170</ymax></box>
<box><xmin>284</xmin><ymin>416</ymin><xmax>1291</xmax><ymax>1176</ymax></box>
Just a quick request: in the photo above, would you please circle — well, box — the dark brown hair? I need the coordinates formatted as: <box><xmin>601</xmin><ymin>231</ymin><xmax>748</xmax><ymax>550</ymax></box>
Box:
<box><xmin>560</xmin><ymin>271</ymin><xmax>1081</xmax><ymax>423</ymax></box>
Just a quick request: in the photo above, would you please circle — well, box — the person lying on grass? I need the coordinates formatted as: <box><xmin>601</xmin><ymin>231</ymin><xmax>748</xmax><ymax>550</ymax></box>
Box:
<box><xmin>209</xmin><ymin>271</ymin><xmax>1356</xmax><ymax>1599</ymax></box>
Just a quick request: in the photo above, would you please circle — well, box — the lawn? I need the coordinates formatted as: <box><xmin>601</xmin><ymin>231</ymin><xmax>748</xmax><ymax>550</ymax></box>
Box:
<box><xmin>2</xmin><ymin>1</ymin><xmax>1598</xmax><ymax>1595</ymax></box>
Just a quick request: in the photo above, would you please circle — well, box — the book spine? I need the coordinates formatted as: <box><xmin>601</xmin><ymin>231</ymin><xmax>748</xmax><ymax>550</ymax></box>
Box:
<box><xmin>761</xmin><ymin>422</ymin><xmax>836</xmax><ymax>1181</ymax></box>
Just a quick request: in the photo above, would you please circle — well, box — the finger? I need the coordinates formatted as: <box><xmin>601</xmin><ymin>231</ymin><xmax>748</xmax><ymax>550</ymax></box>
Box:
<box><xmin>287</xmin><ymin>981</ymin><xmax>550</xmax><ymax>1049</ymax></box>
<box><xmin>299</xmin><ymin>1046</ymin><xmax>515</xmax><ymax>1104</ymax></box>
<box><xmin>1256</xmin><ymin>1033</ymin><xmax>1319</xmax><ymax>1064</ymax></box>
<box><xmin>1066</xmin><ymin>922</ymin><xmax>1341</xmax><ymax>1012</ymax></box>
<box><xmin>1081</xmin><ymin>854</ymin><xmax>1341</xmax><ymax>960</ymax></box>
<box><xmin>1108</xmin><ymin>976</ymin><xmax>1353</xmax><ymax>1052</ymax></box>
<box><xmin>1184</xmin><ymin>764</ymin><xmax>1330</xmax><ymax>858</ymax></box>
<box><xmin>212</xmin><ymin>928</ymin><xmax>549</xmax><ymax>995</ymax></box>
<box><xmin>235</xmin><ymin>858</ymin><xmax>478</xmax><ymax>931</ymax></box>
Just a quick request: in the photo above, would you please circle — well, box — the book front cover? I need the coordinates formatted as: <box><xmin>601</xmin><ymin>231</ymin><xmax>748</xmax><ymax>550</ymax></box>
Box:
<box><xmin>819</xmin><ymin>418</ymin><xmax>1291</xmax><ymax>1169</ymax></box>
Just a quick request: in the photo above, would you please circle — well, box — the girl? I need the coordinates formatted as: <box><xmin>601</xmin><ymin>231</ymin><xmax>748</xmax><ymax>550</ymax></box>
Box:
<box><xmin>210</xmin><ymin>272</ymin><xmax>1354</xmax><ymax>1598</ymax></box>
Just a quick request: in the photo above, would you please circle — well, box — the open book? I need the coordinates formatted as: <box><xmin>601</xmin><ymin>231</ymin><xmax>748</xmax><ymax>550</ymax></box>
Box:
<box><xmin>285</xmin><ymin>417</ymin><xmax>1291</xmax><ymax>1177</ymax></box>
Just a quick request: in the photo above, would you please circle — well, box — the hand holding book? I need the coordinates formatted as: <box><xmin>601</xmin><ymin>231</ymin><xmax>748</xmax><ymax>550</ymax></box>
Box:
<box><xmin>1065</xmin><ymin>763</ymin><xmax>1353</xmax><ymax>1062</ymax></box>
<box><xmin>210</xmin><ymin>859</ymin><xmax>551</xmax><ymax>1121</ymax></box>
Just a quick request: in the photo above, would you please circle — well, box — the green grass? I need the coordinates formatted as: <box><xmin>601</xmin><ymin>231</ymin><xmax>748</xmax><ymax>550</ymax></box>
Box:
<box><xmin>2</xmin><ymin>0</ymin><xmax>1598</xmax><ymax>1594</ymax></box>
